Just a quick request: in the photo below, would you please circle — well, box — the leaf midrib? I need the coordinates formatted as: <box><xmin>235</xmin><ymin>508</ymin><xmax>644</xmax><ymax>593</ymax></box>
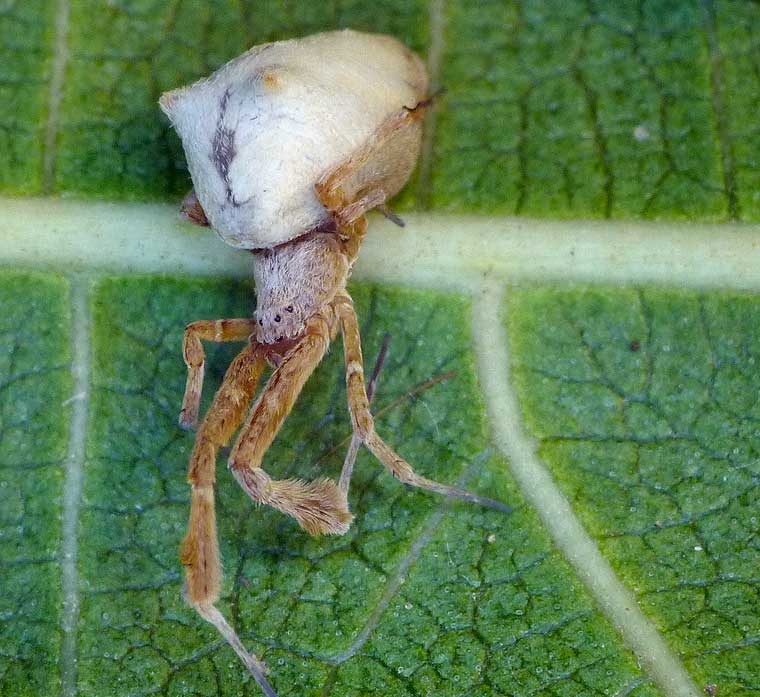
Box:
<box><xmin>2</xmin><ymin>197</ymin><xmax>760</xmax><ymax>293</ymax></box>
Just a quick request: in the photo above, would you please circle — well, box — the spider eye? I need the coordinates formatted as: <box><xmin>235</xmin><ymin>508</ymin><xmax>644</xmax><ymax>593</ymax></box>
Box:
<box><xmin>286</xmin><ymin>305</ymin><xmax>294</xmax><ymax>313</ymax></box>
<box><xmin>277</xmin><ymin>336</ymin><xmax>284</xmax><ymax>342</ymax></box>
<box><xmin>258</xmin><ymin>319</ymin><xmax>263</xmax><ymax>326</ymax></box>
<box><xmin>274</xmin><ymin>314</ymin><xmax>281</xmax><ymax>322</ymax></box>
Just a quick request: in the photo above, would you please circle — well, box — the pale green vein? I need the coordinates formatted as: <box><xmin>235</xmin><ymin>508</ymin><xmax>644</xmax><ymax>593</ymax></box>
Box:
<box><xmin>328</xmin><ymin>458</ymin><xmax>484</xmax><ymax>665</ymax></box>
<box><xmin>60</xmin><ymin>273</ymin><xmax>90</xmax><ymax>697</ymax></box>
<box><xmin>472</xmin><ymin>280</ymin><xmax>701</xmax><ymax>697</ymax></box>
<box><xmin>42</xmin><ymin>0</ymin><xmax>70</xmax><ymax>193</ymax></box>
<box><xmin>2</xmin><ymin>198</ymin><xmax>760</xmax><ymax>292</ymax></box>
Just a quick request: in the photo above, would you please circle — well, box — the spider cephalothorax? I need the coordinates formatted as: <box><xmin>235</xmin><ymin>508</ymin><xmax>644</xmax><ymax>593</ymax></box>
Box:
<box><xmin>252</xmin><ymin>230</ymin><xmax>349</xmax><ymax>344</ymax></box>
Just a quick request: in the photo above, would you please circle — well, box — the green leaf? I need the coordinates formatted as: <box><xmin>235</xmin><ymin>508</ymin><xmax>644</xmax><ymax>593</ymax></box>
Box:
<box><xmin>434</xmin><ymin>0</ymin><xmax>727</xmax><ymax>219</ymax></box>
<box><xmin>0</xmin><ymin>272</ymin><xmax>70</xmax><ymax>696</ymax></box>
<box><xmin>715</xmin><ymin>0</ymin><xmax>760</xmax><ymax>220</ymax></box>
<box><xmin>0</xmin><ymin>0</ymin><xmax>55</xmax><ymax>193</ymax></box>
<box><xmin>508</xmin><ymin>285</ymin><xmax>760</xmax><ymax>694</ymax></box>
<box><xmin>4</xmin><ymin>0</ymin><xmax>760</xmax><ymax>221</ymax></box>
<box><xmin>2</xmin><ymin>0</ymin><xmax>760</xmax><ymax>695</ymax></box>
<box><xmin>76</xmin><ymin>277</ymin><xmax>655</xmax><ymax>696</ymax></box>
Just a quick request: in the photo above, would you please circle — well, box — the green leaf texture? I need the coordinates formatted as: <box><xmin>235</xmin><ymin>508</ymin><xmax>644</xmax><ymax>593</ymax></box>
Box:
<box><xmin>0</xmin><ymin>0</ymin><xmax>55</xmax><ymax>193</ymax></box>
<box><xmin>0</xmin><ymin>272</ymin><xmax>70</xmax><ymax>695</ymax></box>
<box><xmin>508</xmin><ymin>286</ymin><xmax>760</xmax><ymax>695</ymax></box>
<box><xmin>2</xmin><ymin>0</ymin><xmax>759</xmax><ymax>221</ymax></box>
<box><xmin>434</xmin><ymin>0</ymin><xmax>727</xmax><ymax>218</ymax></box>
<box><xmin>76</xmin><ymin>277</ymin><xmax>655</xmax><ymax>696</ymax></box>
<box><xmin>2</xmin><ymin>0</ymin><xmax>760</xmax><ymax>695</ymax></box>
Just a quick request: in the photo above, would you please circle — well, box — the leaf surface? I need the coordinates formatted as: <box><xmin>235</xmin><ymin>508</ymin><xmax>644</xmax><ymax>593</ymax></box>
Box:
<box><xmin>75</xmin><ymin>277</ymin><xmax>656</xmax><ymax>696</ymax></box>
<box><xmin>1</xmin><ymin>1</ymin><xmax>759</xmax><ymax>695</ymax></box>
<box><xmin>3</xmin><ymin>0</ymin><xmax>759</xmax><ymax>221</ymax></box>
<box><xmin>508</xmin><ymin>285</ymin><xmax>760</xmax><ymax>695</ymax></box>
<box><xmin>0</xmin><ymin>272</ymin><xmax>70</xmax><ymax>696</ymax></box>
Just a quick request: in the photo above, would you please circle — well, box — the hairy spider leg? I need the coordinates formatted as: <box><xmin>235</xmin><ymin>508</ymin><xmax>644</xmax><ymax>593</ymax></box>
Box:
<box><xmin>334</xmin><ymin>292</ymin><xmax>512</xmax><ymax>514</ymax></box>
<box><xmin>333</xmin><ymin>190</ymin><xmax>387</xmax><ymax>227</ymax></box>
<box><xmin>182</xmin><ymin>341</ymin><xmax>266</xmax><ymax>606</ymax></box>
<box><xmin>228</xmin><ymin>308</ymin><xmax>353</xmax><ymax>536</ymax></box>
<box><xmin>314</xmin><ymin>103</ymin><xmax>428</xmax><ymax>228</ymax></box>
<box><xmin>338</xmin><ymin>333</ymin><xmax>391</xmax><ymax>496</ymax></box>
<box><xmin>180</xmin><ymin>318</ymin><xmax>259</xmax><ymax>429</ymax></box>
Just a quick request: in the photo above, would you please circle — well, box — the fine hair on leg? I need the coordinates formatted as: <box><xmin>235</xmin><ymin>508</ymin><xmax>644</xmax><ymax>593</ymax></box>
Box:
<box><xmin>181</xmin><ymin>340</ymin><xmax>280</xmax><ymax>697</ymax></box>
<box><xmin>228</xmin><ymin>311</ymin><xmax>353</xmax><ymax>536</ymax></box>
<box><xmin>182</xmin><ymin>341</ymin><xmax>265</xmax><ymax>606</ymax></box>
<box><xmin>333</xmin><ymin>292</ymin><xmax>511</xmax><ymax>514</ymax></box>
<box><xmin>338</xmin><ymin>333</ymin><xmax>391</xmax><ymax>496</ymax></box>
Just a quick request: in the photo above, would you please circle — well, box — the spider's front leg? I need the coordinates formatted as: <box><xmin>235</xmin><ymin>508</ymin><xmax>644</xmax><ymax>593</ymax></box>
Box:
<box><xmin>180</xmin><ymin>318</ymin><xmax>259</xmax><ymax>429</ymax></box>
<box><xmin>228</xmin><ymin>309</ymin><xmax>353</xmax><ymax>536</ymax></box>
<box><xmin>182</xmin><ymin>341</ymin><xmax>266</xmax><ymax>606</ymax></box>
<box><xmin>333</xmin><ymin>291</ymin><xmax>511</xmax><ymax>513</ymax></box>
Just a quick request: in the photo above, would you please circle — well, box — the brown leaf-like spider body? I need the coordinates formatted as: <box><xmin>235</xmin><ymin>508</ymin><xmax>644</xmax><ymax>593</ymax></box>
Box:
<box><xmin>161</xmin><ymin>30</ymin><xmax>508</xmax><ymax>696</ymax></box>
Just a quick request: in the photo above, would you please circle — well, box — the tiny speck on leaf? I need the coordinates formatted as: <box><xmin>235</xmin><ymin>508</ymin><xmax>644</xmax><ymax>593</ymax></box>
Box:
<box><xmin>633</xmin><ymin>125</ymin><xmax>651</xmax><ymax>142</ymax></box>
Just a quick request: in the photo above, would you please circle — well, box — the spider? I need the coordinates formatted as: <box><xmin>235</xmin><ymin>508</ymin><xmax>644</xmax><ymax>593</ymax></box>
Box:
<box><xmin>160</xmin><ymin>29</ymin><xmax>508</xmax><ymax>696</ymax></box>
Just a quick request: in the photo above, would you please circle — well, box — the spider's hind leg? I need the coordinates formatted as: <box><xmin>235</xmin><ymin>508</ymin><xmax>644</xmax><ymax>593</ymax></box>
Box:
<box><xmin>228</xmin><ymin>309</ymin><xmax>353</xmax><ymax>536</ymax></box>
<box><xmin>334</xmin><ymin>292</ymin><xmax>511</xmax><ymax>514</ymax></box>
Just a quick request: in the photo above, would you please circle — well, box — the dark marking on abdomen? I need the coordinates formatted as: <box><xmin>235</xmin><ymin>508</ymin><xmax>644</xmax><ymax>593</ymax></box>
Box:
<box><xmin>211</xmin><ymin>88</ymin><xmax>238</xmax><ymax>204</ymax></box>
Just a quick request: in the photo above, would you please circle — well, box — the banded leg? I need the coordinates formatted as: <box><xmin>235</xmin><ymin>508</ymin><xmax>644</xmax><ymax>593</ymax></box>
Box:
<box><xmin>338</xmin><ymin>333</ymin><xmax>391</xmax><ymax>497</ymax></box>
<box><xmin>229</xmin><ymin>312</ymin><xmax>353</xmax><ymax>536</ymax></box>
<box><xmin>334</xmin><ymin>293</ymin><xmax>511</xmax><ymax>513</ymax></box>
<box><xmin>182</xmin><ymin>342</ymin><xmax>265</xmax><ymax>606</ymax></box>
<box><xmin>330</xmin><ymin>190</ymin><xmax>387</xmax><ymax>229</ymax></box>
<box><xmin>314</xmin><ymin>103</ymin><xmax>428</xmax><ymax>227</ymax></box>
<box><xmin>180</xmin><ymin>318</ymin><xmax>258</xmax><ymax>429</ymax></box>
